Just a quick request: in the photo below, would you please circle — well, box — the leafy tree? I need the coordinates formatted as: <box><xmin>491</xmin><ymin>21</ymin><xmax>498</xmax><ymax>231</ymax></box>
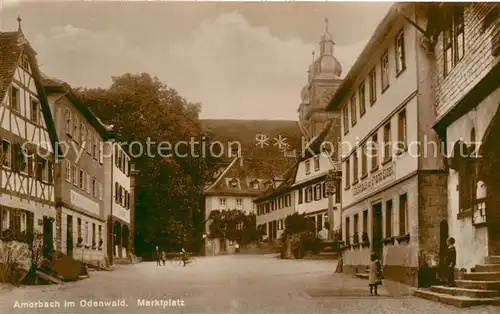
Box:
<box><xmin>208</xmin><ymin>209</ymin><xmax>260</xmax><ymax>245</ymax></box>
<box><xmin>76</xmin><ymin>73</ymin><xmax>218</xmax><ymax>255</ymax></box>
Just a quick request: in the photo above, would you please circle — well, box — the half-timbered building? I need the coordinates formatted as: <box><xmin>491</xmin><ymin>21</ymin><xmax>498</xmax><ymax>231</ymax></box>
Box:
<box><xmin>43</xmin><ymin>76</ymin><xmax>111</xmax><ymax>265</ymax></box>
<box><xmin>0</xmin><ymin>22</ymin><xmax>59</xmax><ymax>255</ymax></box>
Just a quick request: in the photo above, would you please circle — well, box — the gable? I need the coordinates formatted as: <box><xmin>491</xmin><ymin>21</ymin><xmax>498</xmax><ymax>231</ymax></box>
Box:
<box><xmin>0</xmin><ymin>31</ymin><xmax>60</xmax><ymax>158</ymax></box>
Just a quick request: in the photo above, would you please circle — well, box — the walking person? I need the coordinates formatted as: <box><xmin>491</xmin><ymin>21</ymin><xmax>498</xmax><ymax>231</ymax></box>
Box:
<box><xmin>368</xmin><ymin>253</ymin><xmax>383</xmax><ymax>296</ymax></box>
<box><xmin>444</xmin><ymin>237</ymin><xmax>456</xmax><ymax>287</ymax></box>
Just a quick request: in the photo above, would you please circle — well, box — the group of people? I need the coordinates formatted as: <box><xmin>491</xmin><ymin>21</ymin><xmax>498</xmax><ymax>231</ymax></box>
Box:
<box><xmin>367</xmin><ymin>237</ymin><xmax>456</xmax><ymax>295</ymax></box>
<box><xmin>154</xmin><ymin>246</ymin><xmax>189</xmax><ymax>267</ymax></box>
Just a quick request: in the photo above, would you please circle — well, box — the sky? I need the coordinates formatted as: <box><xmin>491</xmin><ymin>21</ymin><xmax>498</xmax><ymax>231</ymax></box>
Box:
<box><xmin>0</xmin><ymin>1</ymin><xmax>393</xmax><ymax>121</ymax></box>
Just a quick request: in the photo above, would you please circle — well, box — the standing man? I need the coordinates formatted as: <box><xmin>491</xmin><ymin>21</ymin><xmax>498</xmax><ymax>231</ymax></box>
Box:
<box><xmin>445</xmin><ymin>237</ymin><xmax>456</xmax><ymax>287</ymax></box>
<box><xmin>154</xmin><ymin>246</ymin><xmax>161</xmax><ymax>266</ymax></box>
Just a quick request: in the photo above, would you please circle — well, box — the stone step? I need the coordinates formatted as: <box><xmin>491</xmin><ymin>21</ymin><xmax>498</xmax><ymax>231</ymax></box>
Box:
<box><xmin>486</xmin><ymin>256</ymin><xmax>500</xmax><ymax>264</ymax></box>
<box><xmin>475</xmin><ymin>264</ymin><xmax>500</xmax><ymax>272</ymax></box>
<box><xmin>430</xmin><ymin>285</ymin><xmax>500</xmax><ymax>298</ymax></box>
<box><xmin>456</xmin><ymin>280</ymin><xmax>500</xmax><ymax>291</ymax></box>
<box><xmin>356</xmin><ymin>273</ymin><xmax>368</xmax><ymax>279</ymax></box>
<box><xmin>463</xmin><ymin>272</ymin><xmax>500</xmax><ymax>281</ymax></box>
<box><xmin>413</xmin><ymin>288</ymin><xmax>500</xmax><ymax>308</ymax></box>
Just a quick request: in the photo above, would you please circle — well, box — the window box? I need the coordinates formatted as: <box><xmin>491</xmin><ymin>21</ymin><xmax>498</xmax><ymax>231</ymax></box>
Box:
<box><xmin>382</xmin><ymin>236</ymin><xmax>395</xmax><ymax>246</ymax></box>
<box><xmin>396</xmin><ymin>233</ymin><xmax>410</xmax><ymax>244</ymax></box>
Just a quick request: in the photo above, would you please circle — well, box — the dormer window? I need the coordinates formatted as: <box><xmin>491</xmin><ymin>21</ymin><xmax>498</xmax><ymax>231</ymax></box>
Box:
<box><xmin>229</xmin><ymin>178</ymin><xmax>239</xmax><ymax>189</ymax></box>
<box><xmin>314</xmin><ymin>156</ymin><xmax>320</xmax><ymax>171</ymax></box>
<box><xmin>305</xmin><ymin>160</ymin><xmax>311</xmax><ymax>174</ymax></box>
<box><xmin>21</xmin><ymin>55</ymin><xmax>29</xmax><ymax>70</ymax></box>
<box><xmin>250</xmin><ymin>180</ymin><xmax>259</xmax><ymax>189</ymax></box>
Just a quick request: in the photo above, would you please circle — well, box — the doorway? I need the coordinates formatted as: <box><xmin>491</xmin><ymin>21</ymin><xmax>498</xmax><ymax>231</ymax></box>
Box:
<box><xmin>66</xmin><ymin>215</ymin><xmax>73</xmax><ymax>257</ymax></box>
<box><xmin>43</xmin><ymin>216</ymin><xmax>54</xmax><ymax>258</ymax></box>
<box><xmin>372</xmin><ymin>203</ymin><xmax>383</xmax><ymax>259</ymax></box>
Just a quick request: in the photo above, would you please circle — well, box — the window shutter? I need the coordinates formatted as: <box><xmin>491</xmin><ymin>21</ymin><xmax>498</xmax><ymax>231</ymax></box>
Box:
<box><xmin>115</xmin><ymin>182</ymin><xmax>119</xmax><ymax>203</ymax></box>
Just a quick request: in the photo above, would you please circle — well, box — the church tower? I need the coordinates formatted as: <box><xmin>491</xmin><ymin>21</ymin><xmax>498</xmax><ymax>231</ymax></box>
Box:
<box><xmin>298</xmin><ymin>18</ymin><xmax>342</xmax><ymax>141</ymax></box>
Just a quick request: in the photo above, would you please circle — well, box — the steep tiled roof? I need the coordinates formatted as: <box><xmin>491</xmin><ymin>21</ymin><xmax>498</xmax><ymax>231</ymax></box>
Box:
<box><xmin>42</xmin><ymin>74</ymin><xmax>114</xmax><ymax>140</ymax></box>
<box><xmin>0</xmin><ymin>30</ymin><xmax>60</xmax><ymax>157</ymax></box>
<box><xmin>0</xmin><ymin>32</ymin><xmax>25</xmax><ymax>103</ymax></box>
<box><xmin>254</xmin><ymin>163</ymin><xmax>298</xmax><ymax>202</ymax></box>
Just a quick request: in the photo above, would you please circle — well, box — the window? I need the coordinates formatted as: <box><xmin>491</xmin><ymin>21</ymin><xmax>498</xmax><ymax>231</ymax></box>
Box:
<box><xmin>79</xmin><ymin>169</ymin><xmax>84</xmax><ymax>189</ymax></box>
<box><xmin>219</xmin><ymin>198</ymin><xmax>226</xmax><ymax>209</ymax></box>
<box><xmin>314</xmin><ymin>156</ymin><xmax>320</xmax><ymax>171</ymax></box>
<box><xmin>298</xmin><ymin>188</ymin><xmax>303</xmax><ymax>204</ymax></box>
<box><xmin>85</xmin><ymin>222</ymin><xmax>89</xmax><ymax>245</ymax></box>
<box><xmin>314</xmin><ymin>184</ymin><xmax>321</xmax><ymax>201</ymax></box>
<box><xmin>236</xmin><ymin>198</ymin><xmax>243</xmax><ymax>208</ymax></box>
<box><xmin>38</xmin><ymin>157</ymin><xmax>48</xmax><ymax>182</ymax></box>
<box><xmin>322</xmin><ymin>182</ymin><xmax>328</xmax><ymax>198</ymax></box>
<box><xmin>229</xmin><ymin>179</ymin><xmax>238</xmax><ymax>189</ymax></box>
<box><xmin>363</xmin><ymin>210</ymin><xmax>368</xmax><ymax>234</ymax></box>
<box><xmin>73</xmin><ymin>117</ymin><xmax>79</xmax><ymax>142</ymax></box>
<box><xmin>92</xmin><ymin>135</ymin><xmax>97</xmax><ymax>159</ymax></box>
<box><xmin>305</xmin><ymin>160</ymin><xmax>311</xmax><ymax>174</ymax></box>
<box><xmin>395</xmin><ymin>30</ymin><xmax>406</xmax><ymax>74</ymax></box>
<box><xmin>72</xmin><ymin>165</ymin><xmax>77</xmax><ymax>186</ymax></box>
<box><xmin>98</xmin><ymin>225</ymin><xmax>102</xmax><ymax>242</ymax></box>
<box><xmin>21</xmin><ymin>55</ymin><xmax>29</xmax><ymax>70</ymax></box>
<box><xmin>124</xmin><ymin>157</ymin><xmax>129</xmax><ymax>176</ymax></box>
<box><xmin>30</xmin><ymin>98</ymin><xmax>39</xmax><ymax>123</ymax></box>
<box><xmin>285</xmin><ymin>194</ymin><xmax>291</xmax><ymax>207</ymax></box>
<box><xmin>386</xmin><ymin>200</ymin><xmax>393</xmax><ymax>238</ymax></box>
<box><xmin>358</xmin><ymin>83</ymin><xmax>366</xmax><ymax>117</ymax></box>
<box><xmin>77</xmin><ymin>218</ymin><xmax>82</xmax><ymax>239</ymax></box>
<box><xmin>381</xmin><ymin>50</ymin><xmax>390</xmax><ymax>91</ymax></box>
<box><xmin>345</xmin><ymin>216</ymin><xmax>351</xmax><ymax>244</ymax></box>
<box><xmin>305</xmin><ymin>187</ymin><xmax>313</xmax><ymax>202</ymax></box>
<box><xmin>399</xmin><ymin>193</ymin><xmax>408</xmax><ymax>235</ymax></box>
<box><xmin>345</xmin><ymin>158</ymin><xmax>350</xmax><ymax>188</ymax></box>
<box><xmin>27</xmin><ymin>154</ymin><xmax>34</xmax><ymax>177</ymax></box>
<box><xmin>115</xmin><ymin>182</ymin><xmax>119</xmax><ymax>203</ymax></box>
<box><xmin>65</xmin><ymin>109</ymin><xmax>72</xmax><ymax>136</ymax></box>
<box><xmin>443</xmin><ymin>6</ymin><xmax>465</xmax><ymax>76</ymax></box>
<box><xmin>383</xmin><ymin>122</ymin><xmax>392</xmax><ymax>162</ymax></box>
<box><xmin>350</xmin><ymin>95</ymin><xmax>357</xmax><ymax>126</ymax></box>
<box><xmin>87</xmin><ymin>130</ymin><xmax>92</xmax><ymax>154</ymax></box>
<box><xmin>317</xmin><ymin>214</ymin><xmax>323</xmax><ymax>232</ymax></box>
<box><xmin>354</xmin><ymin>214</ymin><xmax>359</xmax><ymax>235</ymax></box>
<box><xmin>371</xmin><ymin>133</ymin><xmax>378</xmax><ymax>170</ymax></box>
<box><xmin>65</xmin><ymin>160</ymin><xmax>71</xmax><ymax>182</ymax></box>
<box><xmin>1</xmin><ymin>140</ymin><xmax>11</xmax><ymax>168</ymax></box>
<box><xmin>91</xmin><ymin>177</ymin><xmax>96</xmax><ymax>197</ymax></box>
<box><xmin>10</xmin><ymin>86</ymin><xmax>20</xmax><ymax>111</ymax></box>
<box><xmin>353</xmin><ymin>151</ymin><xmax>359</xmax><ymax>183</ymax></box>
<box><xmin>80</xmin><ymin>124</ymin><xmax>86</xmax><ymax>147</ymax></box>
<box><xmin>369</xmin><ymin>67</ymin><xmax>377</xmax><ymax>105</ymax></box>
<box><xmin>397</xmin><ymin>109</ymin><xmax>407</xmax><ymax>153</ymax></box>
<box><xmin>343</xmin><ymin>105</ymin><xmax>349</xmax><ymax>134</ymax></box>
<box><xmin>92</xmin><ymin>223</ymin><xmax>96</xmax><ymax>247</ymax></box>
<box><xmin>361</xmin><ymin>143</ymin><xmax>367</xmax><ymax>177</ymax></box>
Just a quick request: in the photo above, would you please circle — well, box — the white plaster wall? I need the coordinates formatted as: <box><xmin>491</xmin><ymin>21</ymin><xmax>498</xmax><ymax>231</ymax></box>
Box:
<box><xmin>444</xmin><ymin>86</ymin><xmax>500</xmax><ymax>269</ymax></box>
<box><xmin>343</xmin><ymin>176</ymin><xmax>419</xmax><ymax>267</ymax></box>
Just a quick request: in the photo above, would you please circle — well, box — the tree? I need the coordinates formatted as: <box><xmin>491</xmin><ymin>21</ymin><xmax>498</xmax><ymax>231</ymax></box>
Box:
<box><xmin>208</xmin><ymin>210</ymin><xmax>260</xmax><ymax>245</ymax></box>
<box><xmin>76</xmin><ymin>73</ymin><xmax>218</xmax><ymax>255</ymax></box>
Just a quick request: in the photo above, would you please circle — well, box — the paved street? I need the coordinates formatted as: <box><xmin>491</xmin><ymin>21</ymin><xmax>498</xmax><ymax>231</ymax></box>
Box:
<box><xmin>0</xmin><ymin>255</ymin><xmax>498</xmax><ymax>313</ymax></box>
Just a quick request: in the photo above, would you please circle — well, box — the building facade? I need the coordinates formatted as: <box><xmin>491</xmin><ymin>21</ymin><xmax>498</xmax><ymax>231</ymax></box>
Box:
<box><xmin>327</xmin><ymin>3</ymin><xmax>446</xmax><ymax>286</ymax></box>
<box><xmin>105</xmin><ymin>142</ymin><xmax>134</xmax><ymax>262</ymax></box>
<box><xmin>255</xmin><ymin>164</ymin><xmax>297</xmax><ymax>242</ymax></box>
<box><xmin>204</xmin><ymin>157</ymin><xmax>271</xmax><ymax>255</ymax></box>
<box><xmin>293</xmin><ymin>141</ymin><xmax>341</xmax><ymax>240</ymax></box>
<box><xmin>44</xmin><ymin>79</ymin><xmax>110</xmax><ymax>265</ymax></box>
<box><xmin>429</xmin><ymin>3</ymin><xmax>500</xmax><ymax>270</ymax></box>
<box><xmin>0</xmin><ymin>27</ymin><xmax>59</xmax><ymax>259</ymax></box>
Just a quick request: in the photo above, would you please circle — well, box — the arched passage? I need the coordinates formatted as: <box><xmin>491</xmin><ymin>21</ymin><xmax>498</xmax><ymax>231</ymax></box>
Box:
<box><xmin>477</xmin><ymin>106</ymin><xmax>500</xmax><ymax>255</ymax></box>
<box><xmin>122</xmin><ymin>225</ymin><xmax>130</xmax><ymax>257</ymax></box>
<box><xmin>113</xmin><ymin>222</ymin><xmax>122</xmax><ymax>258</ymax></box>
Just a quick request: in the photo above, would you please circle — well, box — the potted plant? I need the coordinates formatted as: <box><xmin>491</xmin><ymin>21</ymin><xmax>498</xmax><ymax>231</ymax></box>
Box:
<box><xmin>98</xmin><ymin>239</ymin><xmax>103</xmax><ymax>250</ymax></box>
<box><xmin>361</xmin><ymin>232</ymin><xmax>370</xmax><ymax>248</ymax></box>
<box><xmin>92</xmin><ymin>240</ymin><xmax>97</xmax><ymax>250</ymax></box>
<box><xmin>382</xmin><ymin>236</ymin><xmax>395</xmax><ymax>245</ymax></box>
<box><xmin>351</xmin><ymin>232</ymin><xmax>360</xmax><ymax>248</ymax></box>
<box><xmin>76</xmin><ymin>236</ymin><xmax>83</xmax><ymax>248</ymax></box>
<box><xmin>396</xmin><ymin>233</ymin><xmax>410</xmax><ymax>244</ymax></box>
